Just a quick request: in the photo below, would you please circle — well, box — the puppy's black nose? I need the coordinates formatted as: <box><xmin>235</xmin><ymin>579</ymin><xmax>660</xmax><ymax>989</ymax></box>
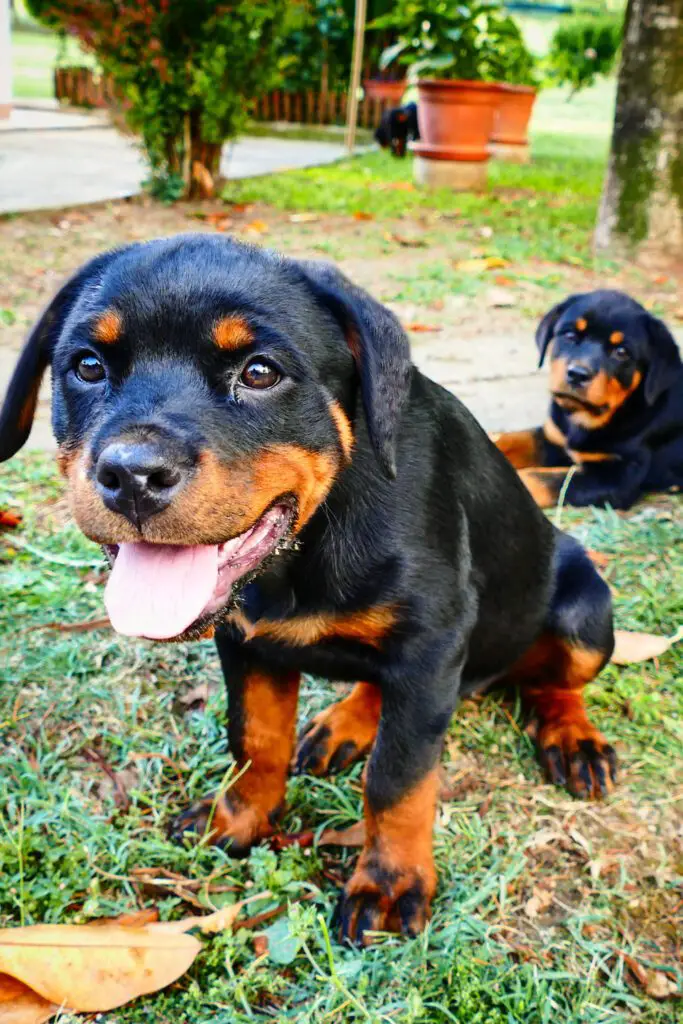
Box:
<box><xmin>566</xmin><ymin>364</ymin><xmax>594</xmax><ymax>389</ymax></box>
<box><xmin>95</xmin><ymin>441</ymin><xmax>191</xmax><ymax>528</ymax></box>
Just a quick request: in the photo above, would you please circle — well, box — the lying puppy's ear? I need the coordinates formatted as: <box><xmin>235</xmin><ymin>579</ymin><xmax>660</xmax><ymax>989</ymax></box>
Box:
<box><xmin>535</xmin><ymin>294</ymin><xmax>583</xmax><ymax>367</ymax></box>
<box><xmin>0</xmin><ymin>251</ymin><xmax>117</xmax><ymax>461</ymax></box>
<box><xmin>298</xmin><ymin>261</ymin><xmax>412</xmax><ymax>478</ymax></box>
<box><xmin>643</xmin><ymin>314</ymin><xmax>682</xmax><ymax>405</ymax></box>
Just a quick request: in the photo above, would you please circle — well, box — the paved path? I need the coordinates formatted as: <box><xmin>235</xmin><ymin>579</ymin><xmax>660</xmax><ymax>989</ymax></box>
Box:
<box><xmin>0</xmin><ymin>331</ymin><xmax>549</xmax><ymax>454</ymax></box>
<box><xmin>0</xmin><ymin>108</ymin><xmax>360</xmax><ymax>214</ymax></box>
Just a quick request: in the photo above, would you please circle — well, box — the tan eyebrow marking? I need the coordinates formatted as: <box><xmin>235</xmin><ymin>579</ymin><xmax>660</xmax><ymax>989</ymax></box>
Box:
<box><xmin>92</xmin><ymin>309</ymin><xmax>123</xmax><ymax>344</ymax></box>
<box><xmin>575</xmin><ymin>318</ymin><xmax>588</xmax><ymax>332</ymax></box>
<box><xmin>214</xmin><ymin>315</ymin><xmax>253</xmax><ymax>350</ymax></box>
<box><xmin>609</xmin><ymin>331</ymin><xmax>624</xmax><ymax>345</ymax></box>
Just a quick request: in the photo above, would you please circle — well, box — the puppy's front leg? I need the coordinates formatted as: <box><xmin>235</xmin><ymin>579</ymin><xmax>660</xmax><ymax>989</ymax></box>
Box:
<box><xmin>338</xmin><ymin>667</ymin><xmax>459</xmax><ymax>944</ymax></box>
<box><xmin>172</xmin><ymin>634</ymin><xmax>300</xmax><ymax>854</ymax></box>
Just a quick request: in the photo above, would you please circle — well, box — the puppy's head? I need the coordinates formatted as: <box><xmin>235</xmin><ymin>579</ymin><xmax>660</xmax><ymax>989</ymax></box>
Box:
<box><xmin>0</xmin><ymin>235</ymin><xmax>411</xmax><ymax>641</ymax></box>
<box><xmin>536</xmin><ymin>290</ymin><xmax>681</xmax><ymax>429</ymax></box>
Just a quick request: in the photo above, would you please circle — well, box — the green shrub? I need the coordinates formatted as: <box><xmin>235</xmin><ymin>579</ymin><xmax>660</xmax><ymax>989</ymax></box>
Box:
<box><xmin>548</xmin><ymin>12</ymin><xmax>623</xmax><ymax>94</ymax></box>
<box><xmin>373</xmin><ymin>0</ymin><xmax>538</xmax><ymax>85</ymax></box>
<box><xmin>27</xmin><ymin>0</ymin><xmax>292</xmax><ymax>198</ymax></box>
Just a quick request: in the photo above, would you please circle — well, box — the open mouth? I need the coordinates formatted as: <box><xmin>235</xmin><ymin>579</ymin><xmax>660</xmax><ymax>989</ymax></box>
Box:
<box><xmin>103</xmin><ymin>501</ymin><xmax>295</xmax><ymax>641</ymax></box>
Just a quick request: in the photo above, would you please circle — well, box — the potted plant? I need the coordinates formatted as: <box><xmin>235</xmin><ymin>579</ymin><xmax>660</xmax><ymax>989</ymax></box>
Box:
<box><xmin>487</xmin><ymin>26</ymin><xmax>541</xmax><ymax>163</ymax></box>
<box><xmin>374</xmin><ymin>0</ymin><xmax>530</xmax><ymax>188</ymax></box>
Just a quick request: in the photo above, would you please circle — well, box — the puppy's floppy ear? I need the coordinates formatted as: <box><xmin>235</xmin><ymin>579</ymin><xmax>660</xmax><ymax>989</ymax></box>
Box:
<box><xmin>0</xmin><ymin>251</ymin><xmax>117</xmax><ymax>461</ymax></box>
<box><xmin>535</xmin><ymin>294</ymin><xmax>583</xmax><ymax>367</ymax></box>
<box><xmin>643</xmin><ymin>314</ymin><xmax>681</xmax><ymax>405</ymax></box>
<box><xmin>297</xmin><ymin>260</ymin><xmax>412</xmax><ymax>478</ymax></box>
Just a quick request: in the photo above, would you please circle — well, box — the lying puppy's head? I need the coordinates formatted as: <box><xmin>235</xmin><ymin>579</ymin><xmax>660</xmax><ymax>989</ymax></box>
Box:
<box><xmin>374</xmin><ymin>104</ymin><xmax>417</xmax><ymax>158</ymax></box>
<box><xmin>536</xmin><ymin>289</ymin><xmax>681</xmax><ymax>429</ymax></box>
<box><xmin>0</xmin><ymin>235</ymin><xmax>411</xmax><ymax>641</ymax></box>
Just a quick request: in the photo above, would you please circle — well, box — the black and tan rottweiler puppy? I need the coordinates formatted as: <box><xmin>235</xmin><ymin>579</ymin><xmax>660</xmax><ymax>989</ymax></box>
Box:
<box><xmin>494</xmin><ymin>290</ymin><xmax>683</xmax><ymax>509</ymax></box>
<box><xmin>0</xmin><ymin>237</ymin><xmax>617</xmax><ymax>944</ymax></box>
<box><xmin>374</xmin><ymin>102</ymin><xmax>420</xmax><ymax>157</ymax></box>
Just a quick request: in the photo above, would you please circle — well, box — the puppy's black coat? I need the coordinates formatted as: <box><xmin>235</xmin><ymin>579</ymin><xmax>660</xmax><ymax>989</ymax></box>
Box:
<box><xmin>374</xmin><ymin>102</ymin><xmax>419</xmax><ymax>157</ymax></box>
<box><xmin>0</xmin><ymin>236</ymin><xmax>616</xmax><ymax>944</ymax></box>
<box><xmin>494</xmin><ymin>289</ymin><xmax>683</xmax><ymax>509</ymax></box>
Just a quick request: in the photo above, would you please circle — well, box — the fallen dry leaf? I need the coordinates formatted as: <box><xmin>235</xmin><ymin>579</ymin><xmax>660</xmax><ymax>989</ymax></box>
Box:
<box><xmin>289</xmin><ymin>212</ymin><xmax>320</xmax><ymax>223</ymax></box>
<box><xmin>242</xmin><ymin>219</ymin><xmax>269</xmax><ymax>234</ymax></box>
<box><xmin>454</xmin><ymin>256</ymin><xmax>509</xmax><ymax>273</ymax></box>
<box><xmin>269</xmin><ymin>820</ymin><xmax>365</xmax><ymax>852</ymax></box>
<box><xmin>524</xmin><ymin>884</ymin><xmax>554</xmax><ymax>919</ymax></box>
<box><xmin>0</xmin><ymin>512</ymin><xmax>21</xmax><ymax>530</ymax></box>
<box><xmin>0</xmin><ymin>973</ymin><xmax>57</xmax><ymax>1024</ymax></box>
<box><xmin>586</xmin><ymin>549</ymin><xmax>611</xmax><ymax>570</ymax></box>
<box><xmin>611</xmin><ymin>627</ymin><xmax>682</xmax><ymax>665</ymax></box>
<box><xmin>352</xmin><ymin>211</ymin><xmax>374</xmax><ymax>221</ymax></box>
<box><xmin>179</xmin><ymin>682</ymin><xmax>214</xmax><ymax>708</ymax></box>
<box><xmin>0</xmin><ymin>893</ymin><xmax>268</xmax><ymax>1018</ymax></box>
<box><xmin>404</xmin><ymin>322</ymin><xmax>442</xmax><ymax>333</ymax></box>
<box><xmin>620</xmin><ymin>953</ymin><xmax>680</xmax><ymax>1000</ymax></box>
<box><xmin>383</xmin><ymin>231</ymin><xmax>427</xmax><ymax>248</ymax></box>
<box><xmin>41</xmin><ymin>618</ymin><xmax>111</xmax><ymax>634</ymax></box>
<box><xmin>373</xmin><ymin>181</ymin><xmax>415</xmax><ymax>191</ymax></box>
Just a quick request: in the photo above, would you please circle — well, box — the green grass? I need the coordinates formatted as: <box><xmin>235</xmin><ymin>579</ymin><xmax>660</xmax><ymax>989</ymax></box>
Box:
<box><xmin>225</xmin><ymin>134</ymin><xmax>609</xmax><ymax>266</ymax></box>
<box><xmin>11</xmin><ymin>27</ymin><xmax>92</xmax><ymax>100</ymax></box>
<box><xmin>0</xmin><ymin>454</ymin><xmax>681</xmax><ymax>1023</ymax></box>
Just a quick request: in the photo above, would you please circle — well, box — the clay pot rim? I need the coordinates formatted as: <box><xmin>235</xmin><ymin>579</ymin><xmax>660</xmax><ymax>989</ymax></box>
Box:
<box><xmin>497</xmin><ymin>82</ymin><xmax>538</xmax><ymax>95</ymax></box>
<box><xmin>417</xmin><ymin>78</ymin><xmax>504</xmax><ymax>92</ymax></box>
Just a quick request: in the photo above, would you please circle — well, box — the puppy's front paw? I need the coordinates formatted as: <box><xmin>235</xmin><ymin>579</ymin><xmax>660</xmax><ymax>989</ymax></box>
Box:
<box><xmin>170</xmin><ymin>793</ymin><xmax>273</xmax><ymax>856</ymax></box>
<box><xmin>338</xmin><ymin>851</ymin><xmax>435</xmax><ymax>945</ymax></box>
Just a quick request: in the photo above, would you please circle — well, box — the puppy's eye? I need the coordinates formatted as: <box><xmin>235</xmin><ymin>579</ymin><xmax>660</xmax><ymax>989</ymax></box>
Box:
<box><xmin>613</xmin><ymin>345</ymin><xmax>630</xmax><ymax>362</ymax></box>
<box><xmin>239</xmin><ymin>359</ymin><xmax>280</xmax><ymax>390</ymax></box>
<box><xmin>75</xmin><ymin>354</ymin><xmax>106</xmax><ymax>383</ymax></box>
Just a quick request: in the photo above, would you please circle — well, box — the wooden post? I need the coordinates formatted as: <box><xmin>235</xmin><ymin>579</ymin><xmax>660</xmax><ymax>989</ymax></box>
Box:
<box><xmin>344</xmin><ymin>0</ymin><xmax>367</xmax><ymax>154</ymax></box>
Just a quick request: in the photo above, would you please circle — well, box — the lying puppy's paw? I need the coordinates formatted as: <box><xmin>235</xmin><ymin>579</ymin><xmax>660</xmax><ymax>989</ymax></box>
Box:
<box><xmin>295</xmin><ymin>688</ymin><xmax>380</xmax><ymax>776</ymax></box>
<box><xmin>337</xmin><ymin>850</ymin><xmax>435</xmax><ymax>945</ymax></box>
<box><xmin>538</xmin><ymin>720</ymin><xmax>617</xmax><ymax>800</ymax></box>
<box><xmin>170</xmin><ymin>793</ymin><xmax>273</xmax><ymax>855</ymax></box>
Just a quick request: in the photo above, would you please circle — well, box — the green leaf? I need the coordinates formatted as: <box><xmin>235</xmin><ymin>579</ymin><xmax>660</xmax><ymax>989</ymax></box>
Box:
<box><xmin>262</xmin><ymin>916</ymin><xmax>301</xmax><ymax>965</ymax></box>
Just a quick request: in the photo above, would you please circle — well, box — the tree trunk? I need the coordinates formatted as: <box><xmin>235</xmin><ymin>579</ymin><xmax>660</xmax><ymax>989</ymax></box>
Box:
<box><xmin>594</xmin><ymin>0</ymin><xmax>683</xmax><ymax>257</ymax></box>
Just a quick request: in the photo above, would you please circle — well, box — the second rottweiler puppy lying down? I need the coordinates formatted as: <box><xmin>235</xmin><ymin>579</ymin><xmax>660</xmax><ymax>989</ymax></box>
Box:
<box><xmin>374</xmin><ymin>102</ymin><xmax>420</xmax><ymax>157</ymax></box>
<box><xmin>494</xmin><ymin>290</ymin><xmax>683</xmax><ymax>509</ymax></box>
<box><xmin>0</xmin><ymin>237</ymin><xmax>617</xmax><ymax>944</ymax></box>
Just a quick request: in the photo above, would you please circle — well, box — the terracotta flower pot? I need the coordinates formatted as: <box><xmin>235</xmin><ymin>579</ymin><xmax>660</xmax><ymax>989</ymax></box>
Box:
<box><xmin>413</xmin><ymin>79</ymin><xmax>502</xmax><ymax>162</ymax></box>
<box><xmin>363</xmin><ymin>79</ymin><xmax>407</xmax><ymax>104</ymax></box>
<box><xmin>491</xmin><ymin>84</ymin><xmax>537</xmax><ymax>163</ymax></box>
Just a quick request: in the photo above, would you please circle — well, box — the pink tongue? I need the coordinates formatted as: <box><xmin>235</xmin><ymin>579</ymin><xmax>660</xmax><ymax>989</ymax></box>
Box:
<box><xmin>105</xmin><ymin>543</ymin><xmax>219</xmax><ymax>640</ymax></box>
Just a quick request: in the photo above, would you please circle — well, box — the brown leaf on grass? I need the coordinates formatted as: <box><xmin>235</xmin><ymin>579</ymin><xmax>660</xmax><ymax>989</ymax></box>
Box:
<box><xmin>455</xmin><ymin>256</ymin><xmax>509</xmax><ymax>272</ymax></box>
<box><xmin>373</xmin><ymin>181</ymin><xmax>415</xmax><ymax>192</ymax></box>
<box><xmin>269</xmin><ymin>820</ymin><xmax>365</xmax><ymax>852</ymax></box>
<box><xmin>352</xmin><ymin>211</ymin><xmax>374</xmax><ymax>221</ymax></box>
<box><xmin>41</xmin><ymin>619</ymin><xmax>110</xmax><ymax>634</ymax></box>
<box><xmin>253</xmin><ymin>934</ymin><xmax>269</xmax><ymax>957</ymax></box>
<box><xmin>242</xmin><ymin>219</ymin><xmax>269</xmax><ymax>235</ymax></box>
<box><xmin>179</xmin><ymin>682</ymin><xmax>215</xmax><ymax>709</ymax></box>
<box><xmin>0</xmin><ymin>512</ymin><xmax>21</xmax><ymax>530</ymax></box>
<box><xmin>0</xmin><ymin>973</ymin><xmax>57</xmax><ymax>1024</ymax></box>
<box><xmin>486</xmin><ymin>286</ymin><xmax>517</xmax><ymax>308</ymax></box>
<box><xmin>383</xmin><ymin>231</ymin><xmax>427</xmax><ymax>248</ymax></box>
<box><xmin>611</xmin><ymin>628</ymin><xmax>682</xmax><ymax>665</ymax></box>
<box><xmin>404</xmin><ymin>322</ymin><xmax>442</xmax><ymax>333</ymax></box>
<box><xmin>82</xmin><ymin>747</ymin><xmax>134</xmax><ymax>812</ymax></box>
<box><xmin>524</xmin><ymin>884</ymin><xmax>554</xmax><ymax>919</ymax></box>
<box><xmin>0</xmin><ymin>893</ymin><xmax>268</xmax><ymax>1018</ymax></box>
<box><xmin>586</xmin><ymin>549</ymin><xmax>611</xmax><ymax>570</ymax></box>
<box><xmin>620</xmin><ymin>954</ymin><xmax>680</xmax><ymax>1000</ymax></box>
<box><xmin>289</xmin><ymin>212</ymin><xmax>320</xmax><ymax>223</ymax></box>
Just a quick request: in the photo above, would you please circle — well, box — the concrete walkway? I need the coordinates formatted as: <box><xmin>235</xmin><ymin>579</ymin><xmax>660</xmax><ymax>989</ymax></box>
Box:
<box><xmin>0</xmin><ymin>107</ymin><xmax>360</xmax><ymax>214</ymax></box>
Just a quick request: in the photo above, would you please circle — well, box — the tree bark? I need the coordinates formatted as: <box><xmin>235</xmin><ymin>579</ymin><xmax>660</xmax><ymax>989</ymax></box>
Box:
<box><xmin>595</xmin><ymin>0</ymin><xmax>683</xmax><ymax>257</ymax></box>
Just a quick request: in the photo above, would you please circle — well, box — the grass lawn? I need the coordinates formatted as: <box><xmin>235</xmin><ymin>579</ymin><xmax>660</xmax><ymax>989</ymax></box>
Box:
<box><xmin>0</xmin><ymin>86</ymin><xmax>682</xmax><ymax>1022</ymax></box>
<box><xmin>11</xmin><ymin>28</ymin><xmax>92</xmax><ymax>100</ymax></box>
